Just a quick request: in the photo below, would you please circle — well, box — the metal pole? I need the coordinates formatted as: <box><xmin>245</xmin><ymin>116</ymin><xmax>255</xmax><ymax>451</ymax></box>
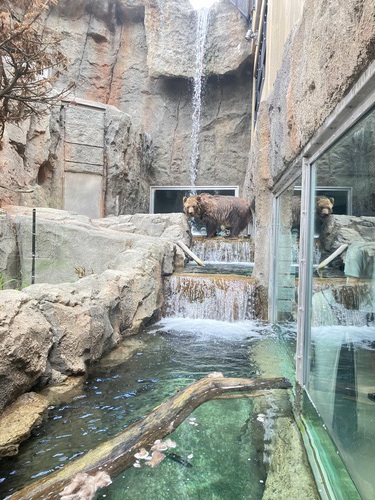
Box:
<box><xmin>31</xmin><ymin>208</ymin><xmax>36</xmax><ymax>284</ymax></box>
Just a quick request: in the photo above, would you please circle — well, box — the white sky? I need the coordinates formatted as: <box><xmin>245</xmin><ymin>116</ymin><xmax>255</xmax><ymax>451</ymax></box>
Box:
<box><xmin>189</xmin><ymin>0</ymin><xmax>218</xmax><ymax>9</ymax></box>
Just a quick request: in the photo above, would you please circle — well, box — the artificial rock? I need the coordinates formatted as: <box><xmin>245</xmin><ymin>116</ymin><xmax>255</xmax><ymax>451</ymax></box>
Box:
<box><xmin>0</xmin><ymin>207</ymin><xmax>190</xmax><ymax>416</ymax></box>
<box><xmin>0</xmin><ymin>0</ymin><xmax>252</xmax><ymax>213</ymax></box>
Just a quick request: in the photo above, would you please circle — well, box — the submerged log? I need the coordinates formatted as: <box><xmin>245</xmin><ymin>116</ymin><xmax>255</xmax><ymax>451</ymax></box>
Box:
<box><xmin>10</xmin><ymin>376</ymin><xmax>292</xmax><ymax>499</ymax></box>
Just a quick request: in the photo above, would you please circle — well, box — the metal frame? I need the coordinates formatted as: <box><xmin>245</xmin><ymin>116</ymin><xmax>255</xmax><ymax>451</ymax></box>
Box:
<box><xmin>228</xmin><ymin>0</ymin><xmax>253</xmax><ymax>20</ymax></box>
<box><xmin>270</xmin><ymin>168</ymin><xmax>302</xmax><ymax>323</ymax></box>
<box><xmin>296</xmin><ymin>157</ymin><xmax>314</xmax><ymax>387</ymax></box>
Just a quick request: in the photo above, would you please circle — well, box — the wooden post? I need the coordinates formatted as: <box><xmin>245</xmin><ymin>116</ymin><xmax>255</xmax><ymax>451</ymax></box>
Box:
<box><xmin>176</xmin><ymin>240</ymin><xmax>205</xmax><ymax>266</ymax></box>
<box><xmin>317</xmin><ymin>243</ymin><xmax>348</xmax><ymax>270</ymax></box>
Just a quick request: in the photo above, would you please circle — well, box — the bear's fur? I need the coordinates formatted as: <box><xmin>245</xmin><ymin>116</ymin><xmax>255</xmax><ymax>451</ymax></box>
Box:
<box><xmin>183</xmin><ymin>193</ymin><xmax>251</xmax><ymax>238</ymax></box>
<box><xmin>292</xmin><ymin>195</ymin><xmax>334</xmax><ymax>229</ymax></box>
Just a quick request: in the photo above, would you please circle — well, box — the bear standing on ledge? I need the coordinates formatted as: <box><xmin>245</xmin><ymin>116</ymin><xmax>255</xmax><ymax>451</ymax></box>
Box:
<box><xmin>183</xmin><ymin>193</ymin><xmax>251</xmax><ymax>238</ymax></box>
<box><xmin>292</xmin><ymin>195</ymin><xmax>334</xmax><ymax>231</ymax></box>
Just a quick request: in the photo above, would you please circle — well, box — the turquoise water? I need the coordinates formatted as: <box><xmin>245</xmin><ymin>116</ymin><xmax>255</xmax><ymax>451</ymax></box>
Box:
<box><xmin>0</xmin><ymin>318</ymin><xmax>275</xmax><ymax>499</ymax></box>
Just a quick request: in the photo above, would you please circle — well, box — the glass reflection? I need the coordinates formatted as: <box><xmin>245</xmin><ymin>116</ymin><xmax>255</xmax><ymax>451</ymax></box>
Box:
<box><xmin>308</xmin><ymin>107</ymin><xmax>375</xmax><ymax>500</ymax></box>
<box><xmin>273</xmin><ymin>177</ymin><xmax>302</xmax><ymax>359</ymax></box>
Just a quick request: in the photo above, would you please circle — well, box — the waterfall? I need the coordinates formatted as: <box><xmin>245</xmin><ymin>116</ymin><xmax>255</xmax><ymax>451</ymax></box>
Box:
<box><xmin>190</xmin><ymin>7</ymin><xmax>210</xmax><ymax>187</ymax></box>
<box><xmin>191</xmin><ymin>237</ymin><xmax>254</xmax><ymax>263</ymax></box>
<box><xmin>312</xmin><ymin>287</ymin><xmax>375</xmax><ymax>327</ymax></box>
<box><xmin>163</xmin><ymin>274</ymin><xmax>255</xmax><ymax>322</ymax></box>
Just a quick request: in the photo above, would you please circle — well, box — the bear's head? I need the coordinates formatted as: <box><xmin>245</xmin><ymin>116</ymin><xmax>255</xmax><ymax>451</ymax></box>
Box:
<box><xmin>183</xmin><ymin>195</ymin><xmax>203</xmax><ymax>218</ymax></box>
<box><xmin>316</xmin><ymin>196</ymin><xmax>334</xmax><ymax>219</ymax></box>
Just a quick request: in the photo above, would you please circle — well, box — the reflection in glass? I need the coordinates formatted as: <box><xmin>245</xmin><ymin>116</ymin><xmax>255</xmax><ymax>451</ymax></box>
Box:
<box><xmin>273</xmin><ymin>177</ymin><xmax>302</xmax><ymax>359</ymax></box>
<box><xmin>308</xmin><ymin>107</ymin><xmax>375</xmax><ymax>500</ymax></box>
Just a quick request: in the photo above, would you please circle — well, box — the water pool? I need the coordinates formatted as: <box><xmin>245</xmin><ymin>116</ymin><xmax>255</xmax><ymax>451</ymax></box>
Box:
<box><xmin>0</xmin><ymin>318</ymin><xmax>281</xmax><ymax>499</ymax></box>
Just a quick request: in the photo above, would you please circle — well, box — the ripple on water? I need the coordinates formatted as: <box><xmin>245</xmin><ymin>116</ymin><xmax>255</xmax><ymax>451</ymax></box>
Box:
<box><xmin>0</xmin><ymin>318</ymin><xmax>273</xmax><ymax>498</ymax></box>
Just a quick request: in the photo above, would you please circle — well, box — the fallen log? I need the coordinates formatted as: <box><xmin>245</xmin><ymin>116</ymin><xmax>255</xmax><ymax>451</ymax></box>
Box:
<box><xmin>10</xmin><ymin>376</ymin><xmax>292</xmax><ymax>499</ymax></box>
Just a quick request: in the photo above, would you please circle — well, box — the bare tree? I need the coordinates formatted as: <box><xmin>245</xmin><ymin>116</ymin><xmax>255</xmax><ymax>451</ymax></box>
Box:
<box><xmin>0</xmin><ymin>0</ymin><xmax>73</xmax><ymax>139</ymax></box>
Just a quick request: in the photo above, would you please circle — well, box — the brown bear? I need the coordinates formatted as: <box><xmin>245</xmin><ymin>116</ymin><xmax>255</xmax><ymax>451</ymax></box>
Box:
<box><xmin>183</xmin><ymin>193</ymin><xmax>251</xmax><ymax>238</ymax></box>
<box><xmin>292</xmin><ymin>195</ymin><xmax>334</xmax><ymax>230</ymax></box>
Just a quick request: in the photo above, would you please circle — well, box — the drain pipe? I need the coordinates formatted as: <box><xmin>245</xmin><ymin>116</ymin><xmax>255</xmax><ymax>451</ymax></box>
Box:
<box><xmin>176</xmin><ymin>240</ymin><xmax>205</xmax><ymax>266</ymax></box>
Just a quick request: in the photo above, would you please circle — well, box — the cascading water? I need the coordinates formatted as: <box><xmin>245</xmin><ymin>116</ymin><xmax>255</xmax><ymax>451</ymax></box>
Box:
<box><xmin>190</xmin><ymin>7</ymin><xmax>210</xmax><ymax>187</ymax></box>
<box><xmin>164</xmin><ymin>274</ymin><xmax>255</xmax><ymax>322</ymax></box>
<box><xmin>164</xmin><ymin>234</ymin><xmax>256</xmax><ymax>320</ymax></box>
<box><xmin>191</xmin><ymin>237</ymin><xmax>254</xmax><ymax>263</ymax></box>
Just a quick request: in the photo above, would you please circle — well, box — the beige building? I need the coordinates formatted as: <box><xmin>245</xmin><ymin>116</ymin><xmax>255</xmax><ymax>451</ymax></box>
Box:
<box><xmin>249</xmin><ymin>0</ymin><xmax>305</xmax><ymax>131</ymax></box>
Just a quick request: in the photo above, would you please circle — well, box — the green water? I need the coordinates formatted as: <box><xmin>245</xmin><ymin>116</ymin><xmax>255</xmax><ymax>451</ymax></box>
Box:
<box><xmin>0</xmin><ymin>318</ymin><xmax>278</xmax><ymax>499</ymax></box>
<box><xmin>106</xmin><ymin>399</ymin><xmax>264</xmax><ymax>500</ymax></box>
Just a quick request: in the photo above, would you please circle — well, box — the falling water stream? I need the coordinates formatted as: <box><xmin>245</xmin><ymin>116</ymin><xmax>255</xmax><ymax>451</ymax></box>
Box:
<box><xmin>190</xmin><ymin>7</ymin><xmax>210</xmax><ymax>187</ymax></box>
<box><xmin>191</xmin><ymin>238</ymin><xmax>254</xmax><ymax>263</ymax></box>
<box><xmin>163</xmin><ymin>275</ymin><xmax>255</xmax><ymax>322</ymax></box>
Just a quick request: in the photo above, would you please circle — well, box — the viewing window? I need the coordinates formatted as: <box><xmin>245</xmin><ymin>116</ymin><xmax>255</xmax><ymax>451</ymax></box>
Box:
<box><xmin>150</xmin><ymin>186</ymin><xmax>239</xmax><ymax>214</ymax></box>
<box><xmin>307</xmin><ymin>106</ymin><xmax>375</xmax><ymax>499</ymax></box>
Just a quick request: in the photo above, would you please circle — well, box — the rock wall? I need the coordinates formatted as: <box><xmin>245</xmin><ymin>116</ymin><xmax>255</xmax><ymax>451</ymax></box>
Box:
<box><xmin>0</xmin><ymin>0</ymin><xmax>252</xmax><ymax>213</ymax></box>
<box><xmin>145</xmin><ymin>0</ymin><xmax>249</xmax><ymax>78</ymax></box>
<box><xmin>0</xmin><ymin>206</ymin><xmax>190</xmax><ymax>412</ymax></box>
<box><xmin>244</xmin><ymin>0</ymin><xmax>375</xmax><ymax>288</ymax></box>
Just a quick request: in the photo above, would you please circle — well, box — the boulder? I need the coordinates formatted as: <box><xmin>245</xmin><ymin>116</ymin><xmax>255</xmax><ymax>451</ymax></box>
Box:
<box><xmin>4</xmin><ymin>206</ymin><xmax>182</xmax><ymax>284</ymax></box>
<box><xmin>0</xmin><ymin>392</ymin><xmax>49</xmax><ymax>457</ymax></box>
<box><xmin>320</xmin><ymin>215</ymin><xmax>375</xmax><ymax>252</ymax></box>
<box><xmin>93</xmin><ymin>212</ymin><xmax>191</xmax><ymax>244</ymax></box>
<box><xmin>0</xmin><ymin>291</ymin><xmax>52</xmax><ymax>410</ymax></box>
<box><xmin>0</xmin><ymin>206</ymin><xmax>188</xmax><ymax>414</ymax></box>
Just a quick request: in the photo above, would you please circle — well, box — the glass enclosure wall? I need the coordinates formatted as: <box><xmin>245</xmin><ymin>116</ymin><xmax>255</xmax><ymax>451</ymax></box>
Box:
<box><xmin>272</xmin><ymin>176</ymin><xmax>302</xmax><ymax>363</ymax></box>
<box><xmin>272</xmin><ymin>105</ymin><xmax>375</xmax><ymax>498</ymax></box>
<box><xmin>307</xmin><ymin>107</ymin><xmax>375</xmax><ymax>500</ymax></box>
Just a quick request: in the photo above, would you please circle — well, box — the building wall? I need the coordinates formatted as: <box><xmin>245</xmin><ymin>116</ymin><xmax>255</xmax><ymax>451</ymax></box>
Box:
<box><xmin>263</xmin><ymin>0</ymin><xmax>305</xmax><ymax>100</ymax></box>
<box><xmin>249</xmin><ymin>0</ymin><xmax>305</xmax><ymax>131</ymax></box>
<box><xmin>245</xmin><ymin>0</ymin><xmax>375</xmax><ymax>288</ymax></box>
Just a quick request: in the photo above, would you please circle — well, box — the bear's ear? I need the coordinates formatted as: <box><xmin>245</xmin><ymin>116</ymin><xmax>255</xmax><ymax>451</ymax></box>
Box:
<box><xmin>183</xmin><ymin>196</ymin><xmax>187</xmax><ymax>203</ymax></box>
<box><xmin>329</xmin><ymin>197</ymin><xmax>335</xmax><ymax>205</ymax></box>
<box><xmin>196</xmin><ymin>195</ymin><xmax>201</xmax><ymax>203</ymax></box>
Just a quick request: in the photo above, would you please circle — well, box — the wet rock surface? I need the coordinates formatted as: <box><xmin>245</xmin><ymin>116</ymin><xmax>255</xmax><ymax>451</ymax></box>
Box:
<box><xmin>145</xmin><ymin>0</ymin><xmax>249</xmax><ymax>78</ymax></box>
<box><xmin>0</xmin><ymin>393</ymin><xmax>49</xmax><ymax>458</ymax></box>
<box><xmin>252</xmin><ymin>340</ymin><xmax>319</xmax><ymax>499</ymax></box>
<box><xmin>0</xmin><ymin>207</ymin><xmax>190</xmax><ymax>416</ymax></box>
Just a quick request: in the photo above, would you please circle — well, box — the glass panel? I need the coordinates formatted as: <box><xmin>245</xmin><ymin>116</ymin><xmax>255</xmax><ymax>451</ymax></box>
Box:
<box><xmin>308</xmin><ymin>107</ymin><xmax>375</xmax><ymax>500</ymax></box>
<box><xmin>152</xmin><ymin>187</ymin><xmax>237</xmax><ymax>214</ymax></box>
<box><xmin>274</xmin><ymin>176</ymin><xmax>302</xmax><ymax>360</ymax></box>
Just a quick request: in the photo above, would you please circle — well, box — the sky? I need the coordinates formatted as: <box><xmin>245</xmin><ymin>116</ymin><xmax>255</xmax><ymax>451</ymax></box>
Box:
<box><xmin>189</xmin><ymin>0</ymin><xmax>218</xmax><ymax>9</ymax></box>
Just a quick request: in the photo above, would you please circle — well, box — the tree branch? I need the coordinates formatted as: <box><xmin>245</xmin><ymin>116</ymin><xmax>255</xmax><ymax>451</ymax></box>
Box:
<box><xmin>10</xmin><ymin>376</ymin><xmax>292</xmax><ymax>499</ymax></box>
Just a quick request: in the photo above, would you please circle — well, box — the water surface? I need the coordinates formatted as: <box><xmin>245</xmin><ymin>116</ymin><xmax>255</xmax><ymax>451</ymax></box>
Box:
<box><xmin>0</xmin><ymin>318</ymin><xmax>275</xmax><ymax>499</ymax></box>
